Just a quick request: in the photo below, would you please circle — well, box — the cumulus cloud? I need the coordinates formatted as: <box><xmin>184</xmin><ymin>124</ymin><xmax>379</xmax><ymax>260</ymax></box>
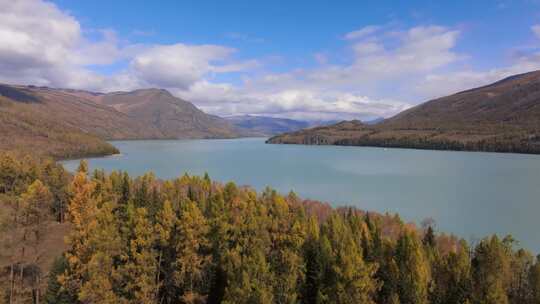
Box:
<box><xmin>414</xmin><ymin>25</ymin><xmax>540</xmax><ymax>99</ymax></box>
<box><xmin>177</xmin><ymin>81</ymin><xmax>410</xmax><ymax>121</ymax></box>
<box><xmin>130</xmin><ymin>44</ymin><xmax>257</xmax><ymax>89</ymax></box>
<box><xmin>226</xmin><ymin>25</ymin><xmax>464</xmax><ymax>107</ymax></box>
<box><xmin>0</xmin><ymin>0</ymin><xmax>256</xmax><ymax>92</ymax></box>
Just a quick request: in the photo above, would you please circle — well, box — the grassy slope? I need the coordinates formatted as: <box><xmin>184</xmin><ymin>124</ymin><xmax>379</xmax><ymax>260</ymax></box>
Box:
<box><xmin>0</xmin><ymin>95</ymin><xmax>119</xmax><ymax>159</ymax></box>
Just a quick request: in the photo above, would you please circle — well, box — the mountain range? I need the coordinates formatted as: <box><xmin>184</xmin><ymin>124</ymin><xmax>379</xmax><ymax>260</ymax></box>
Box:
<box><xmin>225</xmin><ymin>115</ymin><xmax>341</xmax><ymax>135</ymax></box>
<box><xmin>267</xmin><ymin>70</ymin><xmax>540</xmax><ymax>154</ymax></box>
<box><xmin>0</xmin><ymin>84</ymin><xmax>246</xmax><ymax>158</ymax></box>
<box><xmin>3</xmin><ymin>70</ymin><xmax>540</xmax><ymax>158</ymax></box>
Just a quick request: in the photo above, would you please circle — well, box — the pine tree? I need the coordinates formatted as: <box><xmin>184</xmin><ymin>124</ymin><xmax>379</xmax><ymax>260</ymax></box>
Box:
<box><xmin>529</xmin><ymin>255</ymin><xmax>540</xmax><ymax>304</ymax></box>
<box><xmin>430</xmin><ymin>240</ymin><xmax>471</xmax><ymax>304</ymax></box>
<box><xmin>222</xmin><ymin>248</ymin><xmax>274</xmax><ymax>304</ymax></box>
<box><xmin>155</xmin><ymin>200</ymin><xmax>177</xmax><ymax>303</ymax></box>
<box><xmin>41</xmin><ymin>160</ymin><xmax>70</xmax><ymax>222</ymax></box>
<box><xmin>266</xmin><ymin>191</ymin><xmax>306</xmax><ymax>304</ymax></box>
<box><xmin>395</xmin><ymin>231</ymin><xmax>430</xmax><ymax>304</ymax></box>
<box><xmin>319</xmin><ymin>213</ymin><xmax>378</xmax><ymax>304</ymax></box>
<box><xmin>206</xmin><ymin>191</ymin><xmax>229</xmax><ymax>304</ymax></box>
<box><xmin>19</xmin><ymin>179</ymin><xmax>54</xmax><ymax>303</ymax></box>
<box><xmin>375</xmin><ymin>241</ymin><xmax>401</xmax><ymax>304</ymax></box>
<box><xmin>423</xmin><ymin>226</ymin><xmax>436</xmax><ymax>249</ymax></box>
<box><xmin>45</xmin><ymin>256</ymin><xmax>77</xmax><ymax>304</ymax></box>
<box><xmin>302</xmin><ymin>216</ymin><xmax>323</xmax><ymax>304</ymax></box>
<box><xmin>221</xmin><ymin>190</ymin><xmax>274</xmax><ymax>304</ymax></box>
<box><xmin>508</xmin><ymin>248</ymin><xmax>533</xmax><ymax>304</ymax></box>
<box><xmin>471</xmin><ymin>235</ymin><xmax>512</xmax><ymax>304</ymax></box>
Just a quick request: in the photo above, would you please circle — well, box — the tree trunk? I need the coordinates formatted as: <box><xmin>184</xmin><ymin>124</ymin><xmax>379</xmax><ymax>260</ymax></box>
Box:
<box><xmin>35</xmin><ymin>273</ymin><xmax>40</xmax><ymax>304</ymax></box>
<box><xmin>155</xmin><ymin>251</ymin><xmax>163</xmax><ymax>302</ymax></box>
<box><xmin>20</xmin><ymin>263</ymin><xmax>24</xmax><ymax>300</ymax></box>
<box><xmin>9</xmin><ymin>263</ymin><xmax>14</xmax><ymax>304</ymax></box>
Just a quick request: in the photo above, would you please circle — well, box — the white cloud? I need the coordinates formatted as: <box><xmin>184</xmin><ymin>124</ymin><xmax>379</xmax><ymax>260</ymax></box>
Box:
<box><xmin>0</xmin><ymin>0</ymin><xmax>257</xmax><ymax>92</ymax></box>
<box><xmin>175</xmin><ymin>80</ymin><xmax>410</xmax><ymax>121</ymax></box>
<box><xmin>414</xmin><ymin>25</ymin><xmax>540</xmax><ymax>99</ymax></box>
<box><xmin>344</xmin><ymin>25</ymin><xmax>381</xmax><ymax>40</ymax></box>
<box><xmin>532</xmin><ymin>24</ymin><xmax>540</xmax><ymax>39</ymax></box>
<box><xmin>173</xmin><ymin>25</ymin><xmax>467</xmax><ymax>120</ymax></box>
<box><xmin>130</xmin><ymin>44</ymin><xmax>257</xmax><ymax>89</ymax></box>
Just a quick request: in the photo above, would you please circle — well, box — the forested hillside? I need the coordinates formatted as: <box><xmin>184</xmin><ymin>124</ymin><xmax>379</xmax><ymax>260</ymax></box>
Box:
<box><xmin>268</xmin><ymin>71</ymin><xmax>540</xmax><ymax>154</ymax></box>
<box><xmin>1</xmin><ymin>153</ymin><xmax>540</xmax><ymax>304</ymax></box>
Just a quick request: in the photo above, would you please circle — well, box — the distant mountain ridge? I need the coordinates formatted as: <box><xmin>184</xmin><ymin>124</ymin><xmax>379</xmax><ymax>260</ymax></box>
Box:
<box><xmin>0</xmin><ymin>84</ymin><xmax>247</xmax><ymax>158</ymax></box>
<box><xmin>225</xmin><ymin>115</ymin><xmax>311</xmax><ymax>135</ymax></box>
<box><xmin>225</xmin><ymin>115</ymin><xmax>342</xmax><ymax>135</ymax></box>
<box><xmin>268</xmin><ymin>70</ymin><xmax>540</xmax><ymax>154</ymax></box>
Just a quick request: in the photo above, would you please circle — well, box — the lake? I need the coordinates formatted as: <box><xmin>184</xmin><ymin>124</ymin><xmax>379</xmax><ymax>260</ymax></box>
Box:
<box><xmin>63</xmin><ymin>138</ymin><xmax>540</xmax><ymax>252</ymax></box>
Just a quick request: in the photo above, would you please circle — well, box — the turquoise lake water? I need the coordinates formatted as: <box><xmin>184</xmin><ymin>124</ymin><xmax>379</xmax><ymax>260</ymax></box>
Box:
<box><xmin>62</xmin><ymin>138</ymin><xmax>540</xmax><ymax>252</ymax></box>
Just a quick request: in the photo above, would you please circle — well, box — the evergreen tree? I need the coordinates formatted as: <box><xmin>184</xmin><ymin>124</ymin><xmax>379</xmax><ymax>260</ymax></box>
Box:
<box><xmin>302</xmin><ymin>216</ymin><xmax>323</xmax><ymax>304</ymax></box>
<box><xmin>471</xmin><ymin>235</ymin><xmax>512</xmax><ymax>304</ymax></box>
<box><xmin>19</xmin><ymin>179</ymin><xmax>54</xmax><ymax>303</ymax></box>
<box><xmin>155</xmin><ymin>200</ymin><xmax>177</xmax><ymax>304</ymax></box>
<box><xmin>529</xmin><ymin>255</ymin><xmax>540</xmax><ymax>304</ymax></box>
<box><xmin>266</xmin><ymin>191</ymin><xmax>306</xmax><ymax>304</ymax></box>
<box><xmin>45</xmin><ymin>256</ymin><xmax>77</xmax><ymax>304</ymax></box>
<box><xmin>430</xmin><ymin>240</ymin><xmax>472</xmax><ymax>304</ymax></box>
<box><xmin>319</xmin><ymin>213</ymin><xmax>378</xmax><ymax>304</ymax></box>
<box><xmin>423</xmin><ymin>226</ymin><xmax>436</xmax><ymax>249</ymax></box>
<box><xmin>395</xmin><ymin>231</ymin><xmax>430</xmax><ymax>304</ymax></box>
<box><xmin>508</xmin><ymin>248</ymin><xmax>533</xmax><ymax>304</ymax></box>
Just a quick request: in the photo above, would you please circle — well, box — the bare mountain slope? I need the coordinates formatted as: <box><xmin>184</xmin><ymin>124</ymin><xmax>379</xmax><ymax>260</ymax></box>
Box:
<box><xmin>0</xmin><ymin>86</ymin><xmax>119</xmax><ymax>159</ymax></box>
<box><xmin>96</xmin><ymin>89</ymin><xmax>244</xmax><ymax>139</ymax></box>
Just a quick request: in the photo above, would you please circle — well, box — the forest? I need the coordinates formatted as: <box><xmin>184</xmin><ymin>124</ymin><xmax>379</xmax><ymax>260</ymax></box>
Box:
<box><xmin>1</xmin><ymin>152</ymin><xmax>540</xmax><ymax>304</ymax></box>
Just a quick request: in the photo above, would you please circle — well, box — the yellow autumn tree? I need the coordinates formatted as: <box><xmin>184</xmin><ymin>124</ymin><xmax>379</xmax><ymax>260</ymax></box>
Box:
<box><xmin>59</xmin><ymin>171</ymin><xmax>99</xmax><ymax>297</ymax></box>
<box><xmin>175</xmin><ymin>200</ymin><xmax>211</xmax><ymax>303</ymax></box>
<box><xmin>121</xmin><ymin>206</ymin><xmax>159</xmax><ymax>304</ymax></box>
<box><xmin>79</xmin><ymin>201</ymin><xmax>124</xmax><ymax>304</ymax></box>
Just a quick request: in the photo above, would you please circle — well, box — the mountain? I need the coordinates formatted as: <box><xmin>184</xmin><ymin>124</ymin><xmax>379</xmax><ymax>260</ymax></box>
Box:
<box><xmin>225</xmin><ymin>115</ymin><xmax>311</xmax><ymax>135</ymax></box>
<box><xmin>0</xmin><ymin>85</ymin><xmax>119</xmax><ymax>158</ymax></box>
<box><xmin>267</xmin><ymin>70</ymin><xmax>540</xmax><ymax>154</ymax></box>
<box><xmin>363</xmin><ymin>117</ymin><xmax>385</xmax><ymax>125</ymax></box>
<box><xmin>0</xmin><ymin>84</ymin><xmax>247</xmax><ymax>158</ymax></box>
<box><xmin>93</xmin><ymin>89</ymin><xmax>243</xmax><ymax>139</ymax></box>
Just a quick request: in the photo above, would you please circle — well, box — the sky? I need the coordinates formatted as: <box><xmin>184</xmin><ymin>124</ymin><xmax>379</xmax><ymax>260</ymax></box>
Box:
<box><xmin>1</xmin><ymin>0</ymin><xmax>540</xmax><ymax>121</ymax></box>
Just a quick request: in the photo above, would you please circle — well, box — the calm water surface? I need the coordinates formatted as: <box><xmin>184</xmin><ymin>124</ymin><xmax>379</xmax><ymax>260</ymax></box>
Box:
<box><xmin>63</xmin><ymin>138</ymin><xmax>540</xmax><ymax>252</ymax></box>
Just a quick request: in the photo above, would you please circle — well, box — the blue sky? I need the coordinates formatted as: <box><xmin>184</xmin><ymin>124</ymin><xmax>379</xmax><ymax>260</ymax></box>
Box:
<box><xmin>1</xmin><ymin>0</ymin><xmax>540</xmax><ymax>120</ymax></box>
